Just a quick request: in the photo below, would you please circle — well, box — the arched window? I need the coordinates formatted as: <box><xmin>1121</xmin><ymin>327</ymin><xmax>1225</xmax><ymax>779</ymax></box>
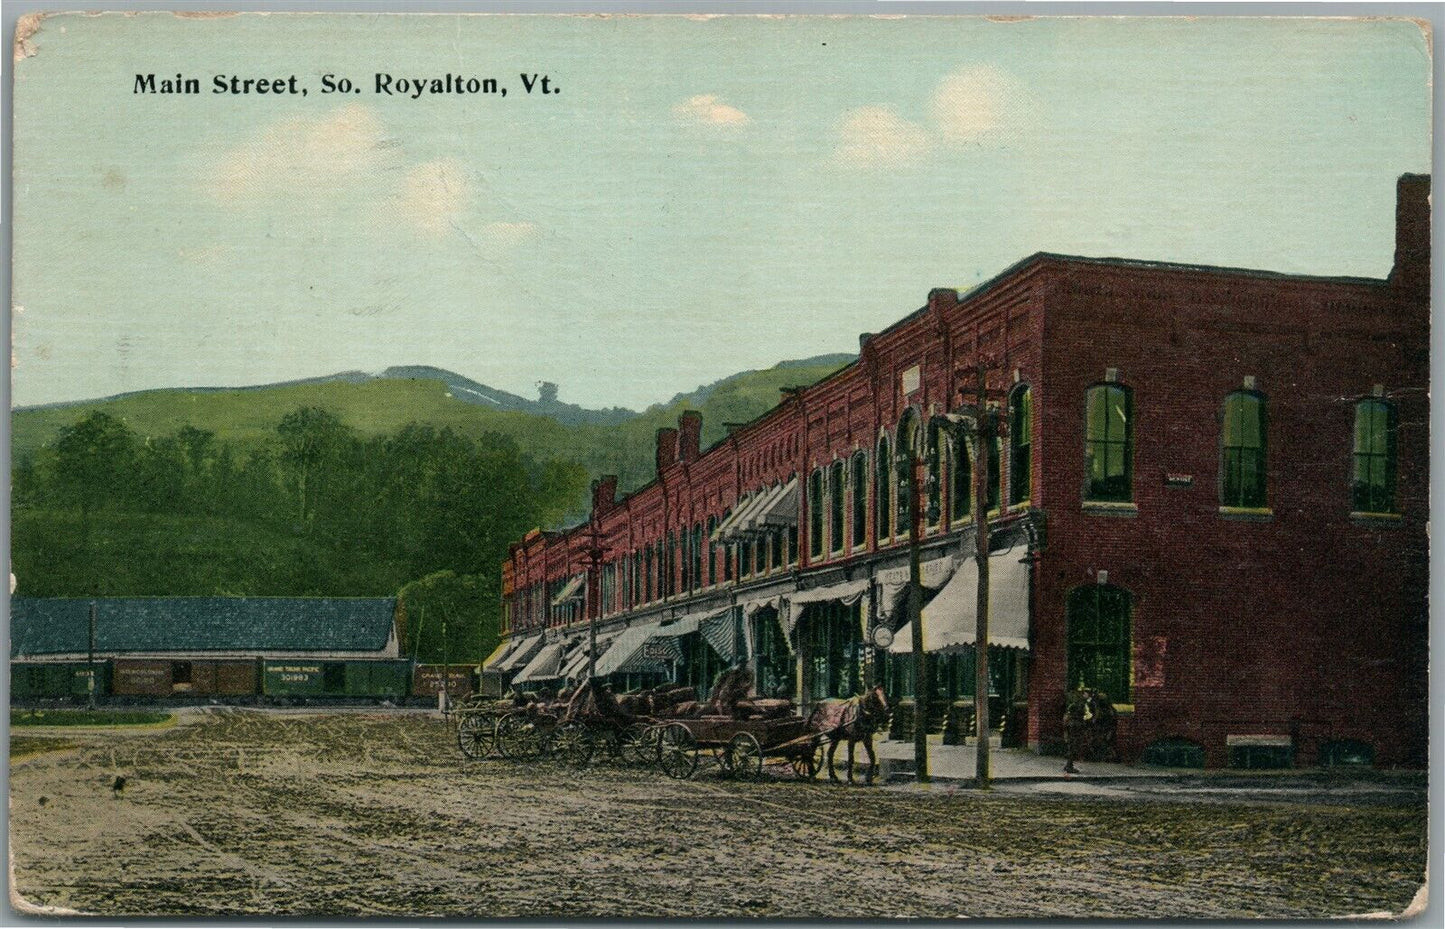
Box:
<box><xmin>808</xmin><ymin>469</ymin><xmax>825</xmax><ymax>559</ymax></box>
<box><xmin>987</xmin><ymin>434</ymin><xmax>1001</xmax><ymax>513</ymax></box>
<box><xmin>691</xmin><ymin>523</ymin><xmax>703</xmax><ymax>591</ymax></box>
<box><xmin>1066</xmin><ymin>584</ymin><xmax>1132</xmax><ymax>703</ymax></box>
<box><xmin>830</xmin><ymin>460</ymin><xmax>846</xmax><ymax>554</ymax></box>
<box><xmin>705</xmin><ymin>516</ymin><xmax>717</xmax><ymax>586</ymax></box>
<box><xmin>1010</xmin><ymin>386</ymin><xmax>1033</xmax><ymax>505</ymax></box>
<box><xmin>1085</xmin><ymin>384</ymin><xmax>1133</xmax><ymax>503</ymax></box>
<box><xmin>896</xmin><ymin>413</ymin><xmax>921</xmax><ymax>535</ymax></box>
<box><xmin>665</xmin><ymin>532</ymin><xmax>676</xmax><ymax>597</ymax></box>
<box><xmin>851</xmin><ymin>452</ymin><xmax>868</xmax><ymax>549</ymax></box>
<box><xmin>1353</xmin><ymin>398</ymin><xmax>1397</xmax><ymax>514</ymax></box>
<box><xmin>1222</xmin><ymin>391</ymin><xmax>1267</xmax><ymax>508</ymax></box>
<box><xmin>876</xmin><ymin>436</ymin><xmax>893</xmax><ymax>542</ymax></box>
<box><xmin>950</xmin><ymin>433</ymin><xmax>971</xmax><ymax>523</ymax></box>
<box><xmin>926</xmin><ymin>421</ymin><xmax>944</xmax><ymax>527</ymax></box>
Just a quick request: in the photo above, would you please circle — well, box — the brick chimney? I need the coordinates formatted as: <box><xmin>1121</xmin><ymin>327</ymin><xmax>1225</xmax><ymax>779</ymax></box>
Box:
<box><xmin>677</xmin><ymin>411</ymin><xmax>703</xmax><ymax>463</ymax></box>
<box><xmin>928</xmin><ymin>288</ymin><xmax>959</xmax><ymax>314</ymax></box>
<box><xmin>1390</xmin><ymin>173</ymin><xmax>1430</xmax><ymax>297</ymax></box>
<box><xmin>591</xmin><ymin>475</ymin><xmax>618</xmax><ymax>517</ymax></box>
<box><xmin>656</xmin><ymin>426</ymin><xmax>678</xmax><ymax>474</ymax></box>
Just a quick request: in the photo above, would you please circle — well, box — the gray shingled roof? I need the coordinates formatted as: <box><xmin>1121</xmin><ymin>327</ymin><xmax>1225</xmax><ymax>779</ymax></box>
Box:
<box><xmin>9</xmin><ymin>597</ymin><xmax>396</xmax><ymax>658</ymax></box>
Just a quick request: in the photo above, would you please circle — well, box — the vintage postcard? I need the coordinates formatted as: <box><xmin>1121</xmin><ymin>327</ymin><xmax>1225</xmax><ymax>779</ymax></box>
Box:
<box><xmin>6</xmin><ymin>8</ymin><xmax>1433</xmax><ymax>921</ymax></box>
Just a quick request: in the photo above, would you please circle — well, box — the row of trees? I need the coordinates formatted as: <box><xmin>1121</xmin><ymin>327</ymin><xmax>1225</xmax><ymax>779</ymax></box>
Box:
<box><xmin>12</xmin><ymin>408</ymin><xmax>590</xmax><ymax>662</ymax></box>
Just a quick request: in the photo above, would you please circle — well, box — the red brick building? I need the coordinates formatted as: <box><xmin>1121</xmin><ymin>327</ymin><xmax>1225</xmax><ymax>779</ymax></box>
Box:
<box><xmin>491</xmin><ymin>174</ymin><xmax>1429</xmax><ymax>768</ymax></box>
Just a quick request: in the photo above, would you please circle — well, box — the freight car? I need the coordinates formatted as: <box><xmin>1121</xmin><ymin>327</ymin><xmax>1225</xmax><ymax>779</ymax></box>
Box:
<box><xmin>9</xmin><ymin>658</ymin><xmax>424</xmax><ymax>705</ymax></box>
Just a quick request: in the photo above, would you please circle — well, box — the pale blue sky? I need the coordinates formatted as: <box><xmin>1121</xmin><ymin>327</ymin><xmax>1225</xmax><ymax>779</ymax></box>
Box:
<box><xmin>11</xmin><ymin>13</ymin><xmax>1432</xmax><ymax>409</ymax></box>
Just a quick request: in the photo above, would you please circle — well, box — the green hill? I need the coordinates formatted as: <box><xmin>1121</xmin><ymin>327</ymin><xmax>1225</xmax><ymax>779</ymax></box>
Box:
<box><xmin>12</xmin><ymin>355</ymin><xmax>854</xmax><ymax>500</ymax></box>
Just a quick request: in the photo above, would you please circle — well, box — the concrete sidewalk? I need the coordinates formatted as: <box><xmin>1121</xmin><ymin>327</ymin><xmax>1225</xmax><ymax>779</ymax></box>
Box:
<box><xmin>873</xmin><ymin>733</ymin><xmax>1163</xmax><ymax>784</ymax></box>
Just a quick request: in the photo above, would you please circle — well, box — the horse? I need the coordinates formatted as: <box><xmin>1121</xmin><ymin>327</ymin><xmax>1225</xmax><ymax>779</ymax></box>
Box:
<box><xmin>813</xmin><ymin>685</ymin><xmax>892</xmax><ymax>785</ymax></box>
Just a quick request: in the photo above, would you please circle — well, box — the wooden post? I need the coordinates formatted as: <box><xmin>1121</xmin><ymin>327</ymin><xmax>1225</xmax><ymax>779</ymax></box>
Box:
<box><xmin>907</xmin><ymin>433</ymin><xmax>929</xmax><ymax>784</ymax></box>
<box><xmin>972</xmin><ymin>367</ymin><xmax>994</xmax><ymax>790</ymax></box>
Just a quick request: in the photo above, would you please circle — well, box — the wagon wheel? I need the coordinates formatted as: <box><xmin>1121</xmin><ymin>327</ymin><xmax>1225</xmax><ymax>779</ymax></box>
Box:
<box><xmin>619</xmin><ymin>723</ymin><xmax>652</xmax><ymax>767</ymax></box>
<box><xmin>554</xmin><ymin>721</ymin><xmax>594</xmax><ymax>768</ymax></box>
<box><xmin>496</xmin><ymin>714</ymin><xmax>541</xmax><ymax>760</ymax></box>
<box><xmin>726</xmin><ymin>732</ymin><xmax>764</xmax><ymax>782</ymax></box>
<box><xmin>656</xmin><ymin>723</ymin><xmax>699</xmax><ymax>780</ymax></box>
<box><xmin>456</xmin><ymin>713</ymin><xmax>496</xmax><ymax>760</ymax></box>
<box><xmin>791</xmin><ymin>740</ymin><xmax>827</xmax><ymax>780</ymax></box>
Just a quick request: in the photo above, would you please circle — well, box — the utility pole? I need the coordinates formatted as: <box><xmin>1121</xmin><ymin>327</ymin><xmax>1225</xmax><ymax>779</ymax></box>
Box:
<box><xmin>582</xmin><ymin>520</ymin><xmax>610</xmax><ymax>681</ymax></box>
<box><xmin>934</xmin><ymin>361</ymin><xmax>1006</xmax><ymax>789</ymax></box>
<box><xmin>904</xmin><ymin>426</ymin><xmax>929</xmax><ymax>783</ymax></box>
<box><xmin>962</xmin><ymin>363</ymin><xmax>1005</xmax><ymax>789</ymax></box>
<box><xmin>441</xmin><ymin>610</ymin><xmax>449</xmax><ymax>715</ymax></box>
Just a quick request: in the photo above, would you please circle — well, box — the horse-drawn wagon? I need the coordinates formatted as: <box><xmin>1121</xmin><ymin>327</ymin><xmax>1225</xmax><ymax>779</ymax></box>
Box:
<box><xmin>650</xmin><ymin>713</ymin><xmax>827</xmax><ymax>781</ymax></box>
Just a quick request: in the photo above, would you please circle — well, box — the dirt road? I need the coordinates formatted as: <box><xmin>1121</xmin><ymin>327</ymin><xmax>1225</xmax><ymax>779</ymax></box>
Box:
<box><xmin>7</xmin><ymin>710</ymin><xmax>1427</xmax><ymax>918</ymax></box>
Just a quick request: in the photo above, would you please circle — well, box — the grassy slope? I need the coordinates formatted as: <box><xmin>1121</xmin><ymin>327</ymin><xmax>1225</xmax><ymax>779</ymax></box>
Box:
<box><xmin>12</xmin><ymin>359</ymin><xmax>853</xmax><ymax>494</ymax></box>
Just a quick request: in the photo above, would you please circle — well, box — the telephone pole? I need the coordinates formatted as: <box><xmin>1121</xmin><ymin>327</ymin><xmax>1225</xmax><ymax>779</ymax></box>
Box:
<box><xmin>936</xmin><ymin>361</ymin><xmax>1006</xmax><ymax>790</ymax></box>
<box><xmin>582</xmin><ymin>520</ymin><xmax>610</xmax><ymax>680</ymax></box>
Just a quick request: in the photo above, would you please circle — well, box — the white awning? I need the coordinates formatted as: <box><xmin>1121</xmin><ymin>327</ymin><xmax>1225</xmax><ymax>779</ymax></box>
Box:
<box><xmin>737</xmin><ymin>482</ymin><xmax>788</xmax><ymax>535</ymax></box>
<box><xmin>595</xmin><ymin>622</ymin><xmax>664</xmax><ymax>677</ymax></box>
<box><xmin>481</xmin><ymin>639</ymin><xmax>513</xmax><ymax>672</ymax></box>
<box><xmin>759</xmin><ymin>477</ymin><xmax>799</xmax><ymax>528</ymax></box>
<box><xmin>550</xmin><ymin>574</ymin><xmax>585</xmax><ymax>607</ymax></box>
<box><xmin>890</xmin><ymin>550</ymin><xmax>1031</xmax><ymax>653</ymax></box>
<box><xmin>785</xmin><ymin>578</ymin><xmax>871</xmax><ymax>636</ymax></box>
<box><xmin>512</xmin><ymin>641</ymin><xmax>566</xmax><ymax>684</ymax></box>
<box><xmin>714</xmin><ymin>490</ymin><xmax>771</xmax><ymax>542</ymax></box>
<box><xmin>496</xmin><ymin>634</ymin><xmax>543</xmax><ymax>672</ymax></box>
<box><xmin>875</xmin><ymin>556</ymin><xmax>958</xmax><ymax>623</ymax></box>
<box><xmin>738</xmin><ymin>593</ymin><xmax>785</xmax><ymax>617</ymax></box>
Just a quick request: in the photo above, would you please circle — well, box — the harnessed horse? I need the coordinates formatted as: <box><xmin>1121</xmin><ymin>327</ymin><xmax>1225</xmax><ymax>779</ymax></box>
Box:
<box><xmin>814</xmin><ymin>685</ymin><xmax>892</xmax><ymax>785</ymax></box>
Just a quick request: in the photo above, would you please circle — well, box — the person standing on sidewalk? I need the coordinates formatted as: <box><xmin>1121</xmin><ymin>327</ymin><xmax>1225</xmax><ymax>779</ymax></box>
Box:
<box><xmin>1062</xmin><ymin>688</ymin><xmax>1094</xmax><ymax>774</ymax></box>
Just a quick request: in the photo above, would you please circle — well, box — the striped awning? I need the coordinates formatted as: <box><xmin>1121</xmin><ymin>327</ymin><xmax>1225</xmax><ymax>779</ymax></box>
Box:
<box><xmin>756</xmin><ymin>477</ymin><xmax>799</xmax><ymax>528</ymax></box>
<box><xmin>700</xmin><ymin>609</ymin><xmax>739</xmax><ymax>662</ymax></box>
<box><xmin>559</xmin><ymin>632</ymin><xmax>619</xmax><ymax>682</ymax></box>
<box><xmin>890</xmin><ymin>550</ymin><xmax>1031</xmax><ymax>654</ymax></box>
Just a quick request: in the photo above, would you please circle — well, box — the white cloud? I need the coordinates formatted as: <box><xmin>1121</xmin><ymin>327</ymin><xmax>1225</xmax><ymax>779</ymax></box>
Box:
<box><xmin>382</xmin><ymin>158</ymin><xmax>475</xmax><ymax>237</ymax></box>
<box><xmin>673</xmin><ymin>94</ymin><xmax>750</xmax><ymax>128</ymax></box>
<box><xmin>928</xmin><ymin>64</ymin><xmax>1035</xmax><ymax>145</ymax></box>
<box><xmin>832</xmin><ymin>106</ymin><xmax>931</xmax><ymax>168</ymax></box>
<box><xmin>204</xmin><ymin>103</ymin><xmax>392</xmax><ymax>203</ymax></box>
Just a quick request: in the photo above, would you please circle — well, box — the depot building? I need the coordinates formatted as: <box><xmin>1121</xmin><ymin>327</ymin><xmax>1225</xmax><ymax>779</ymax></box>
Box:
<box><xmin>490</xmin><ymin>175</ymin><xmax>1429</xmax><ymax>769</ymax></box>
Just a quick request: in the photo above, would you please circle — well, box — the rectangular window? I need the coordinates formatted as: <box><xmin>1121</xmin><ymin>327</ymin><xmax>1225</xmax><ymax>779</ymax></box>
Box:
<box><xmin>1222</xmin><ymin>392</ymin><xmax>1267</xmax><ymax>508</ymax></box>
<box><xmin>769</xmin><ymin>529</ymin><xmax>783</xmax><ymax>572</ymax></box>
<box><xmin>809</xmin><ymin>470</ymin><xmax>825</xmax><ymax>559</ymax></box>
<box><xmin>852</xmin><ymin>455</ymin><xmax>868</xmax><ymax>548</ymax></box>
<box><xmin>830</xmin><ymin>462</ymin><xmax>846</xmax><ymax>554</ymax></box>
<box><xmin>1086</xmin><ymin>385</ymin><xmax>1133</xmax><ymax>502</ymax></box>
<box><xmin>1353</xmin><ymin>399</ymin><xmax>1397</xmax><ymax>513</ymax></box>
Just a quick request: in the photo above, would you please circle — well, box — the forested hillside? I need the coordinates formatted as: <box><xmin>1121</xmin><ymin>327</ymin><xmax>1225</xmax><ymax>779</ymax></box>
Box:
<box><xmin>10</xmin><ymin>355</ymin><xmax>852</xmax><ymax>660</ymax></box>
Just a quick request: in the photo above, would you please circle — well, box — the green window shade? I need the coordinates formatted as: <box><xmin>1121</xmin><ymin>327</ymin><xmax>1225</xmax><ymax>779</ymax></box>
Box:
<box><xmin>1222</xmin><ymin>392</ymin><xmax>1267</xmax><ymax>507</ymax></box>
<box><xmin>1010</xmin><ymin>388</ymin><xmax>1032</xmax><ymax>504</ymax></box>
<box><xmin>876</xmin><ymin>438</ymin><xmax>893</xmax><ymax>540</ymax></box>
<box><xmin>830</xmin><ymin>461</ymin><xmax>846</xmax><ymax>553</ymax></box>
<box><xmin>1085</xmin><ymin>385</ymin><xmax>1132</xmax><ymax>502</ymax></box>
<box><xmin>1352</xmin><ymin>399</ymin><xmax>1397</xmax><ymax>513</ymax></box>
<box><xmin>987</xmin><ymin>435</ymin><xmax>1001</xmax><ymax>512</ymax></box>
<box><xmin>951</xmin><ymin>436</ymin><xmax>971</xmax><ymax>520</ymax></box>
<box><xmin>852</xmin><ymin>454</ymin><xmax>868</xmax><ymax>548</ymax></box>
<box><xmin>926</xmin><ymin>423</ymin><xmax>943</xmax><ymax>526</ymax></box>
<box><xmin>808</xmin><ymin>470</ymin><xmax>825</xmax><ymax>558</ymax></box>
<box><xmin>1066</xmin><ymin>585</ymin><xmax>1132</xmax><ymax>703</ymax></box>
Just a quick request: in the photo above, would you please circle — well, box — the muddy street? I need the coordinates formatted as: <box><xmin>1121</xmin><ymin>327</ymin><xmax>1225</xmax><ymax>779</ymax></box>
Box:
<box><xmin>8</xmin><ymin>710</ymin><xmax>1427</xmax><ymax>919</ymax></box>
